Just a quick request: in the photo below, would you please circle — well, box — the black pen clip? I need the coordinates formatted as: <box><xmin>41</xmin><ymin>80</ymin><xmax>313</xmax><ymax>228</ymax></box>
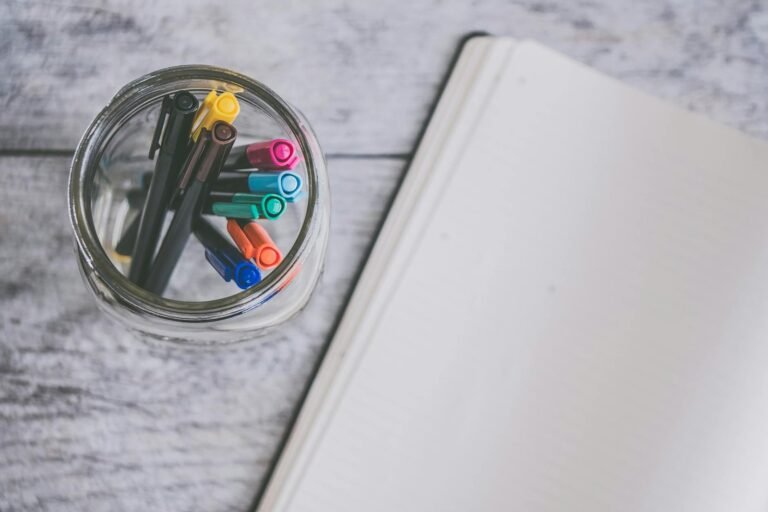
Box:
<box><xmin>149</xmin><ymin>96</ymin><xmax>173</xmax><ymax>160</ymax></box>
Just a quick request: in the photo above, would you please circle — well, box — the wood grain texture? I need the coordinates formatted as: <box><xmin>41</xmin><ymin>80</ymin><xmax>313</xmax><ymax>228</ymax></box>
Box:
<box><xmin>0</xmin><ymin>155</ymin><xmax>403</xmax><ymax>511</ymax></box>
<box><xmin>2</xmin><ymin>0</ymin><xmax>768</xmax><ymax>154</ymax></box>
<box><xmin>3</xmin><ymin>0</ymin><xmax>768</xmax><ymax>510</ymax></box>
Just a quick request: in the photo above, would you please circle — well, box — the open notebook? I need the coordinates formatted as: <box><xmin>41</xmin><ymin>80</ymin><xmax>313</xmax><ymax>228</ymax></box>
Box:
<box><xmin>257</xmin><ymin>37</ymin><xmax>768</xmax><ymax>511</ymax></box>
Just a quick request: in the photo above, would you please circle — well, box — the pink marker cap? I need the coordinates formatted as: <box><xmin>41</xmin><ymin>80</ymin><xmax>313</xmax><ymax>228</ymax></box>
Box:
<box><xmin>246</xmin><ymin>139</ymin><xmax>300</xmax><ymax>170</ymax></box>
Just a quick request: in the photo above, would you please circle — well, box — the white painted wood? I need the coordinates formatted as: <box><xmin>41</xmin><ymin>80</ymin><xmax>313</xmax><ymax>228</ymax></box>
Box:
<box><xmin>1</xmin><ymin>0</ymin><xmax>768</xmax><ymax>154</ymax></box>
<box><xmin>0</xmin><ymin>155</ymin><xmax>403</xmax><ymax>511</ymax></box>
<box><xmin>2</xmin><ymin>1</ymin><xmax>768</xmax><ymax>510</ymax></box>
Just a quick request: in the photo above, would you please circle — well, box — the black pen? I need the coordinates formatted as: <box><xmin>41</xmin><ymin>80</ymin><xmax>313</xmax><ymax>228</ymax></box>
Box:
<box><xmin>129</xmin><ymin>92</ymin><xmax>199</xmax><ymax>286</ymax></box>
<box><xmin>212</xmin><ymin>171</ymin><xmax>251</xmax><ymax>192</ymax></box>
<box><xmin>144</xmin><ymin>121</ymin><xmax>237</xmax><ymax>295</ymax></box>
<box><xmin>116</xmin><ymin>172</ymin><xmax>153</xmax><ymax>256</ymax></box>
<box><xmin>116</xmin><ymin>216</ymin><xmax>141</xmax><ymax>256</ymax></box>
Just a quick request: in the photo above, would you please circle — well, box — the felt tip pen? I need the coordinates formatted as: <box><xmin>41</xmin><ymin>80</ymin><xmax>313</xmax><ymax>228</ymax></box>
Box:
<box><xmin>206</xmin><ymin>192</ymin><xmax>287</xmax><ymax>220</ymax></box>
<box><xmin>129</xmin><ymin>91</ymin><xmax>199</xmax><ymax>286</ymax></box>
<box><xmin>121</xmin><ymin>191</ymin><xmax>285</xmax><ymax>251</ymax></box>
<box><xmin>208</xmin><ymin>202</ymin><xmax>260</xmax><ymax>220</ymax></box>
<box><xmin>144</xmin><ymin>121</ymin><xmax>237</xmax><ymax>295</ymax></box>
<box><xmin>191</xmin><ymin>90</ymin><xmax>240</xmax><ymax>141</ymax></box>
<box><xmin>227</xmin><ymin>219</ymin><xmax>283</xmax><ymax>270</ymax></box>
<box><xmin>223</xmin><ymin>139</ymin><xmax>299</xmax><ymax>171</ymax></box>
<box><xmin>195</xmin><ymin>218</ymin><xmax>261</xmax><ymax>289</ymax></box>
<box><xmin>215</xmin><ymin>171</ymin><xmax>303</xmax><ymax>200</ymax></box>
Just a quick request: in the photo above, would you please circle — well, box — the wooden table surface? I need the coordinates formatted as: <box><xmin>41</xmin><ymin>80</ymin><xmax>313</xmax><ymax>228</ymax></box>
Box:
<box><xmin>2</xmin><ymin>1</ymin><xmax>767</xmax><ymax>510</ymax></box>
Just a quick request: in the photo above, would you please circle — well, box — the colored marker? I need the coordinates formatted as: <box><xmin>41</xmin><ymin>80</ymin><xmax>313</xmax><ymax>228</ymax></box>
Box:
<box><xmin>208</xmin><ymin>202</ymin><xmax>260</xmax><ymax>220</ymax></box>
<box><xmin>129</xmin><ymin>91</ymin><xmax>199</xmax><ymax>286</ymax></box>
<box><xmin>207</xmin><ymin>192</ymin><xmax>286</xmax><ymax>220</ymax></box>
<box><xmin>225</xmin><ymin>219</ymin><xmax>256</xmax><ymax>259</ymax></box>
<box><xmin>226</xmin><ymin>219</ymin><xmax>283</xmax><ymax>270</ymax></box>
<box><xmin>145</xmin><ymin>121</ymin><xmax>237</xmax><ymax>295</ymax></box>
<box><xmin>215</xmin><ymin>171</ymin><xmax>302</xmax><ymax>200</ymax></box>
<box><xmin>191</xmin><ymin>90</ymin><xmax>240</xmax><ymax>141</ymax></box>
<box><xmin>223</xmin><ymin>139</ymin><xmax>299</xmax><ymax>171</ymax></box>
<box><xmin>195</xmin><ymin>218</ymin><xmax>261</xmax><ymax>290</ymax></box>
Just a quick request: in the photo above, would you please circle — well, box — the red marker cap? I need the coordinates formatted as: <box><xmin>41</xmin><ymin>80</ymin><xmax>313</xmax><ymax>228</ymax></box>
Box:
<box><xmin>246</xmin><ymin>139</ymin><xmax>300</xmax><ymax>170</ymax></box>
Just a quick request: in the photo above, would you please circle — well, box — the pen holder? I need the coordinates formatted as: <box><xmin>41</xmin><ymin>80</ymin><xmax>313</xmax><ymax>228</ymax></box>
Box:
<box><xmin>68</xmin><ymin>66</ymin><xmax>330</xmax><ymax>344</ymax></box>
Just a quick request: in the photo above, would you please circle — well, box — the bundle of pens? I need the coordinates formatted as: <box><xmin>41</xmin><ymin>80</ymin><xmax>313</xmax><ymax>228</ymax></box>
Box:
<box><xmin>115</xmin><ymin>90</ymin><xmax>303</xmax><ymax>296</ymax></box>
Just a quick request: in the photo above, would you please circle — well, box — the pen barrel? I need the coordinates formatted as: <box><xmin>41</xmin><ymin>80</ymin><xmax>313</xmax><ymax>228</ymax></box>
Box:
<box><xmin>116</xmin><ymin>215</ymin><xmax>141</xmax><ymax>256</ymax></box>
<box><xmin>212</xmin><ymin>172</ymin><xmax>249</xmax><ymax>192</ymax></box>
<box><xmin>193</xmin><ymin>216</ymin><xmax>230</xmax><ymax>252</ymax></box>
<box><xmin>144</xmin><ymin>180</ymin><xmax>203</xmax><ymax>295</ymax></box>
<box><xmin>129</xmin><ymin>94</ymin><xmax>199</xmax><ymax>286</ymax></box>
<box><xmin>222</xmin><ymin>145</ymin><xmax>251</xmax><ymax>171</ymax></box>
<box><xmin>129</xmin><ymin>150</ymin><xmax>175</xmax><ymax>285</ymax></box>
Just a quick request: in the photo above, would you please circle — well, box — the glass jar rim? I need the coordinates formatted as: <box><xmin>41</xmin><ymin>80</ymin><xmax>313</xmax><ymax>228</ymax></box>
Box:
<box><xmin>68</xmin><ymin>64</ymin><xmax>323</xmax><ymax>322</ymax></box>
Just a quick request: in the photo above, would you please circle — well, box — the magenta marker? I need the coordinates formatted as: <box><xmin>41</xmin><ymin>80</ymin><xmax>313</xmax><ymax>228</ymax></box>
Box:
<box><xmin>223</xmin><ymin>139</ymin><xmax>299</xmax><ymax>171</ymax></box>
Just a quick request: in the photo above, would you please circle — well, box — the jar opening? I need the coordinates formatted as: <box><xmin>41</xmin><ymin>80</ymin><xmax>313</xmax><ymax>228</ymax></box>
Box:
<box><xmin>69</xmin><ymin>65</ymin><xmax>327</xmax><ymax>325</ymax></box>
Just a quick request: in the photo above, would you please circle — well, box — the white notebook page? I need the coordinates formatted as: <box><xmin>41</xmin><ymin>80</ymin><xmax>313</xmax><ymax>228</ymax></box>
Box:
<box><xmin>265</xmin><ymin>40</ymin><xmax>768</xmax><ymax>511</ymax></box>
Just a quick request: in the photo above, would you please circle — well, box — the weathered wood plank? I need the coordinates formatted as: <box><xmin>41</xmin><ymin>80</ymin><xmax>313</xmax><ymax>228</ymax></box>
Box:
<box><xmin>2</xmin><ymin>0</ymin><xmax>768</xmax><ymax>154</ymax></box>
<box><xmin>0</xmin><ymin>154</ymin><xmax>404</xmax><ymax>511</ymax></box>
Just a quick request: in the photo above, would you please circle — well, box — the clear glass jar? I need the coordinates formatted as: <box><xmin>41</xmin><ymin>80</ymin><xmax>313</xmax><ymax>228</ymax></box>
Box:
<box><xmin>68</xmin><ymin>66</ymin><xmax>330</xmax><ymax>345</ymax></box>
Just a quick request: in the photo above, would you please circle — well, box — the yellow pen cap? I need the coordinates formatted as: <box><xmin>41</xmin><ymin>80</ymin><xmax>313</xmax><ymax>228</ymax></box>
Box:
<box><xmin>191</xmin><ymin>90</ymin><xmax>240</xmax><ymax>140</ymax></box>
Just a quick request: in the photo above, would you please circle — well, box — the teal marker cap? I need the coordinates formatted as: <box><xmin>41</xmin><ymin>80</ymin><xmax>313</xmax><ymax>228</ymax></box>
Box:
<box><xmin>257</xmin><ymin>194</ymin><xmax>287</xmax><ymax>220</ymax></box>
<box><xmin>247</xmin><ymin>171</ymin><xmax>303</xmax><ymax>199</ymax></box>
<box><xmin>230</xmin><ymin>193</ymin><xmax>287</xmax><ymax>220</ymax></box>
<box><xmin>231</xmin><ymin>193</ymin><xmax>265</xmax><ymax>204</ymax></box>
<box><xmin>210</xmin><ymin>202</ymin><xmax>259</xmax><ymax>219</ymax></box>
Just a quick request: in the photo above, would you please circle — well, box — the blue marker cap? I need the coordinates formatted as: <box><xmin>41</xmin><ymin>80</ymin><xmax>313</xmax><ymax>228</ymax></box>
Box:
<box><xmin>246</xmin><ymin>171</ymin><xmax>303</xmax><ymax>200</ymax></box>
<box><xmin>204</xmin><ymin>246</ymin><xmax>262</xmax><ymax>290</ymax></box>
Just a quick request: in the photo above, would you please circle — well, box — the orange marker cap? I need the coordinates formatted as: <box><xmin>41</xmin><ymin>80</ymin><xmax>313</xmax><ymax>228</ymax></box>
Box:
<box><xmin>242</xmin><ymin>222</ymin><xmax>283</xmax><ymax>270</ymax></box>
<box><xmin>226</xmin><ymin>219</ymin><xmax>255</xmax><ymax>259</ymax></box>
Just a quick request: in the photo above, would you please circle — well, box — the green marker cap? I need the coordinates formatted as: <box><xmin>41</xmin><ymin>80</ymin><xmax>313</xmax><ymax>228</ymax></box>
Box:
<box><xmin>231</xmin><ymin>193</ymin><xmax>264</xmax><ymax>204</ymax></box>
<box><xmin>259</xmin><ymin>194</ymin><xmax>287</xmax><ymax>220</ymax></box>
<box><xmin>229</xmin><ymin>193</ymin><xmax>287</xmax><ymax>220</ymax></box>
<box><xmin>211</xmin><ymin>202</ymin><xmax>259</xmax><ymax>219</ymax></box>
